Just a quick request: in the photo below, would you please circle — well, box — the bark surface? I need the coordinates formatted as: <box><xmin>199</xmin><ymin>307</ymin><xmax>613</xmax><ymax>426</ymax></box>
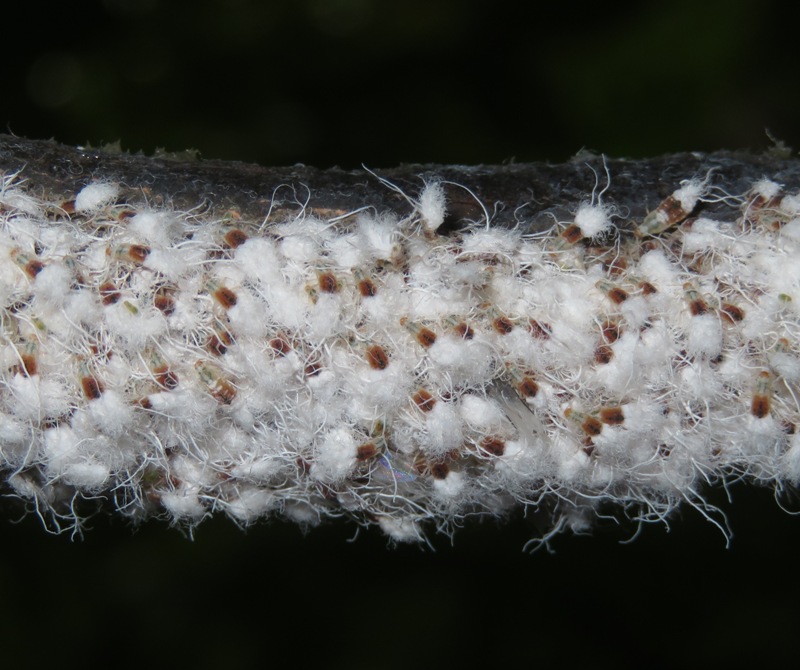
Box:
<box><xmin>2</xmin><ymin>134</ymin><xmax>799</xmax><ymax>231</ymax></box>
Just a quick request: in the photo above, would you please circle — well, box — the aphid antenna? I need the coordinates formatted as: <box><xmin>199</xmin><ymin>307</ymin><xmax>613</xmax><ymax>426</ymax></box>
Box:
<box><xmin>316</xmin><ymin>204</ymin><xmax>375</xmax><ymax>232</ymax></box>
<box><xmin>258</xmin><ymin>182</ymin><xmax>308</xmax><ymax>231</ymax></box>
<box><xmin>585</xmin><ymin>154</ymin><xmax>612</xmax><ymax>208</ymax></box>
<box><xmin>440</xmin><ymin>179</ymin><xmax>492</xmax><ymax>231</ymax></box>
<box><xmin>362</xmin><ymin>165</ymin><xmax>417</xmax><ymax>212</ymax></box>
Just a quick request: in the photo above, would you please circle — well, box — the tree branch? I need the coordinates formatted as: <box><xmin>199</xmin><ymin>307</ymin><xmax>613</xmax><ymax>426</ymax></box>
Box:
<box><xmin>1</xmin><ymin>134</ymin><xmax>798</xmax><ymax>544</ymax></box>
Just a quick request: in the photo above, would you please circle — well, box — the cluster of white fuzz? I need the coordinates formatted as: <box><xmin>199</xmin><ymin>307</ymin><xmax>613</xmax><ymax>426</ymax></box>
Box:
<box><xmin>1</xmin><ymin>168</ymin><xmax>799</xmax><ymax>543</ymax></box>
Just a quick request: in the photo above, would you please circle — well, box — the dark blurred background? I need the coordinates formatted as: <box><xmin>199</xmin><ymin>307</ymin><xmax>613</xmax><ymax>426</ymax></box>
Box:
<box><xmin>5</xmin><ymin>0</ymin><xmax>799</xmax><ymax>166</ymax></box>
<box><xmin>2</xmin><ymin>0</ymin><xmax>800</xmax><ymax>667</ymax></box>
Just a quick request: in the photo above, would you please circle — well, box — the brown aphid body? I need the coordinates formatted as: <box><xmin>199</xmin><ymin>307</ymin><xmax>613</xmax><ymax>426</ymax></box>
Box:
<box><xmin>412</xmin><ymin>388</ymin><xmax>437</xmax><ymax>412</ymax></box>
<box><xmin>453</xmin><ymin>321</ymin><xmax>474</xmax><ymax>340</ymax></box>
<box><xmin>115</xmin><ymin>244</ymin><xmax>150</xmax><ymax>264</ymax></box>
<box><xmin>528</xmin><ymin>319</ymin><xmax>551</xmax><ymax>340</ymax></box>
<box><xmin>153</xmin><ymin>286</ymin><xmax>176</xmax><ymax>315</ymax></box>
<box><xmin>354</xmin><ymin>269</ymin><xmax>377</xmax><ymax>297</ymax></box>
<box><xmin>493</xmin><ymin>315</ymin><xmax>515</xmax><ymax>335</ymax></box>
<box><xmin>195</xmin><ymin>361</ymin><xmax>237</xmax><ymax>404</ymax></box>
<box><xmin>356</xmin><ymin>442</ymin><xmax>379</xmax><ymax>462</ymax></box>
<box><xmin>683</xmin><ymin>283</ymin><xmax>707</xmax><ymax>316</ymax></box>
<box><xmin>81</xmin><ymin>375</ymin><xmax>104</xmax><ymax>400</ymax></box>
<box><xmin>594</xmin><ymin>344</ymin><xmax>614</xmax><ymax>365</ymax></box>
<box><xmin>207</xmin><ymin>321</ymin><xmax>234</xmax><ymax>356</ymax></box>
<box><xmin>639</xmin><ymin>281</ymin><xmax>658</xmax><ymax>296</ymax></box>
<box><xmin>366</xmin><ymin>344</ymin><xmax>390</xmax><ymax>370</ymax></box>
<box><xmin>507</xmin><ymin>364</ymin><xmax>538</xmax><ymax>399</ymax></box>
<box><xmin>516</xmin><ymin>375</ymin><xmax>539</xmax><ymax>399</ymax></box>
<box><xmin>210</xmin><ymin>379</ymin><xmax>237</xmax><ymax>405</ymax></box>
<box><xmin>560</xmin><ymin>224</ymin><xmax>584</xmax><ymax>245</ymax></box>
<box><xmin>99</xmin><ymin>281</ymin><xmax>121</xmax><ymax>305</ymax></box>
<box><xmin>304</xmin><ymin>360</ymin><xmax>323</xmax><ymax>377</ymax></box>
<box><xmin>600</xmin><ymin>406</ymin><xmax>625</xmax><ymax>426</ymax></box>
<box><xmin>402</xmin><ymin>319</ymin><xmax>437</xmax><ymax>348</ymax></box>
<box><xmin>12</xmin><ymin>250</ymin><xmax>44</xmax><ymax>279</ymax></box>
<box><xmin>720</xmin><ymin>303</ymin><xmax>745</xmax><ymax>324</ymax></box>
<box><xmin>317</xmin><ymin>271</ymin><xmax>340</xmax><ymax>294</ymax></box>
<box><xmin>223</xmin><ymin>229</ymin><xmax>249</xmax><ymax>249</ymax></box>
<box><xmin>601</xmin><ymin>319</ymin><xmax>620</xmax><ymax>344</ymax></box>
<box><xmin>269</xmin><ymin>335</ymin><xmax>292</xmax><ymax>357</ymax></box>
<box><xmin>751</xmin><ymin>371</ymin><xmax>772</xmax><ymax>419</ymax></box>
<box><xmin>212</xmin><ymin>285</ymin><xmax>238</xmax><ymax>310</ymax></box>
<box><xmin>596</xmin><ymin>279</ymin><xmax>628</xmax><ymax>305</ymax></box>
<box><xmin>565</xmin><ymin>408</ymin><xmax>602</xmax><ymax>436</ymax></box>
<box><xmin>153</xmin><ymin>365</ymin><xmax>179</xmax><ymax>391</ymax></box>
<box><xmin>480</xmin><ymin>436</ymin><xmax>506</xmax><ymax>457</ymax></box>
<box><xmin>637</xmin><ymin>194</ymin><xmax>691</xmax><ymax>237</ymax></box>
<box><xmin>19</xmin><ymin>352</ymin><xmax>38</xmax><ymax>377</ymax></box>
<box><xmin>135</xmin><ymin>396</ymin><xmax>153</xmax><ymax>410</ymax></box>
<box><xmin>582</xmin><ymin>416</ymin><xmax>603</xmax><ymax>436</ymax></box>
<box><xmin>25</xmin><ymin>258</ymin><xmax>44</xmax><ymax>278</ymax></box>
<box><xmin>430</xmin><ymin>461</ymin><xmax>450</xmax><ymax>480</ymax></box>
<box><xmin>606</xmin><ymin>258</ymin><xmax>628</xmax><ymax>277</ymax></box>
<box><xmin>358</xmin><ymin>277</ymin><xmax>377</xmax><ymax>297</ymax></box>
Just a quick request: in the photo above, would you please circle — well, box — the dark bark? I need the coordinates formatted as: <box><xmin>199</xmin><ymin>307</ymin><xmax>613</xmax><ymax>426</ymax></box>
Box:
<box><xmin>2</xmin><ymin>133</ymin><xmax>799</xmax><ymax>232</ymax></box>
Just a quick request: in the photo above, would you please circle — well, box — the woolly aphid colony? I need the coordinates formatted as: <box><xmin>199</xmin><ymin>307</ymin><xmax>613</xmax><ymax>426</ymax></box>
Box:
<box><xmin>1</xmin><ymin>162</ymin><xmax>799</xmax><ymax>544</ymax></box>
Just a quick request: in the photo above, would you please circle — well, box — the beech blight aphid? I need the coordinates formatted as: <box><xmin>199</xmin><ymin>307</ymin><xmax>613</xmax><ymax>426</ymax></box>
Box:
<box><xmin>99</xmin><ymin>281</ymin><xmax>121</xmax><ymax>305</ymax></box>
<box><xmin>114</xmin><ymin>244</ymin><xmax>150</xmax><ymax>264</ymax></box>
<box><xmin>596</xmin><ymin>279</ymin><xmax>628</xmax><ymax>305</ymax></box>
<box><xmin>600</xmin><ymin>319</ymin><xmax>620</xmax><ymax>344</ymax></box>
<box><xmin>207</xmin><ymin>319</ymin><xmax>234</xmax><ymax>356</ymax></box>
<box><xmin>412</xmin><ymin>388</ymin><xmax>437</xmax><ymax>412</ymax></box>
<box><xmin>223</xmin><ymin>229</ymin><xmax>249</xmax><ymax>249</ymax></box>
<box><xmin>683</xmin><ymin>282</ymin><xmax>708</xmax><ymax>316</ymax></box>
<box><xmin>78</xmin><ymin>360</ymin><xmax>104</xmax><ymax>400</ymax></box>
<box><xmin>479</xmin><ymin>436</ymin><xmax>506</xmax><ymax>457</ymax></box>
<box><xmin>206</xmin><ymin>280</ymin><xmax>238</xmax><ymax>310</ymax></box>
<box><xmin>594</xmin><ymin>344</ymin><xmax>614</xmax><ymax>365</ymax></box>
<box><xmin>401</xmin><ymin>318</ymin><xmax>437</xmax><ymax>348</ymax></box>
<box><xmin>195</xmin><ymin>360</ymin><xmax>237</xmax><ymax>404</ymax></box>
<box><xmin>636</xmin><ymin>178</ymin><xmax>706</xmax><ymax>237</ymax></box>
<box><xmin>153</xmin><ymin>285</ymin><xmax>176</xmax><ymax>316</ymax></box>
<box><xmin>304</xmin><ymin>359</ymin><xmax>323</xmax><ymax>377</ymax></box>
<box><xmin>429</xmin><ymin>461</ymin><xmax>450</xmax><ymax>480</ymax></box>
<box><xmin>483</xmin><ymin>304</ymin><xmax>514</xmax><ymax>334</ymax></box>
<box><xmin>357</xmin><ymin>435</ymin><xmax>386</xmax><ymax>462</ymax></box>
<box><xmin>356</xmin><ymin>442</ymin><xmax>380</xmax><ymax>462</ymax></box>
<box><xmin>148</xmin><ymin>349</ymin><xmax>179</xmax><ymax>390</ymax></box>
<box><xmin>553</xmin><ymin>223</ymin><xmax>584</xmax><ymax>250</ymax></box>
<box><xmin>317</xmin><ymin>270</ymin><xmax>340</xmax><ymax>294</ymax></box>
<box><xmin>353</xmin><ymin>268</ymin><xmax>377</xmax><ymax>297</ymax></box>
<box><xmin>528</xmin><ymin>319</ymin><xmax>551</xmax><ymax>340</ymax></box>
<box><xmin>269</xmin><ymin>333</ymin><xmax>292</xmax><ymax>357</ymax></box>
<box><xmin>751</xmin><ymin>371</ymin><xmax>772</xmax><ymax>419</ymax></box>
<box><xmin>638</xmin><ymin>280</ymin><xmax>658</xmax><ymax>296</ymax></box>
<box><xmin>744</xmin><ymin>180</ymin><xmax>787</xmax><ymax>230</ymax></box>
<box><xmin>13</xmin><ymin>339</ymin><xmax>38</xmax><ymax>377</ymax></box>
<box><xmin>719</xmin><ymin>302</ymin><xmax>745</xmax><ymax>324</ymax></box>
<box><xmin>11</xmin><ymin>250</ymin><xmax>44</xmax><ymax>278</ymax></box>
<box><xmin>444</xmin><ymin>315</ymin><xmax>474</xmax><ymax>340</ymax></box>
<box><xmin>565</xmin><ymin>408</ymin><xmax>603</xmax><ymax>436</ymax></box>
<box><xmin>506</xmin><ymin>364</ymin><xmax>538</xmax><ymax>399</ymax></box>
<box><xmin>366</xmin><ymin>344</ymin><xmax>390</xmax><ymax>370</ymax></box>
<box><xmin>599</xmin><ymin>406</ymin><xmax>625</xmax><ymax>426</ymax></box>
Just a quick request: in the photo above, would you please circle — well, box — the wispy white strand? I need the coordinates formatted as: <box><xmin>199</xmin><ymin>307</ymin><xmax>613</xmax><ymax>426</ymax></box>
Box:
<box><xmin>0</xmin><ymin>167</ymin><xmax>798</xmax><ymax>543</ymax></box>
